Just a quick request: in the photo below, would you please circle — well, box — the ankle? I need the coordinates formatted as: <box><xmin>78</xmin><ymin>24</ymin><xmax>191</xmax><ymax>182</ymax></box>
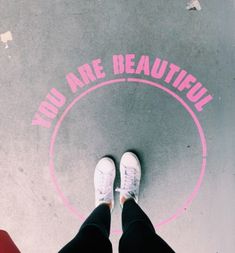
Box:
<box><xmin>107</xmin><ymin>202</ymin><xmax>112</xmax><ymax>209</ymax></box>
<box><xmin>120</xmin><ymin>196</ymin><xmax>127</xmax><ymax>206</ymax></box>
<box><xmin>99</xmin><ymin>202</ymin><xmax>112</xmax><ymax>210</ymax></box>
<box><xmin>104</xmin><ymin>202</ymin><xmax>112</xmax><ymax>209</ymax></box>
<box><xmin>120</xmin><ymin>196</ymin><xmax>135</xmax><ymax>206</ymax></box>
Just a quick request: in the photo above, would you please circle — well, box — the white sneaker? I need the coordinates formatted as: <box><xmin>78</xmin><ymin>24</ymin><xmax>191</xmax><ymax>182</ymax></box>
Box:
<box><xmin>116</xmin><ymin>152</ymin><xmax>141</xmax><ymax>207</ymax></box>
<box><xmin>94</xmin><ymin>157</ymin><xmax>116</xmax><ymax>211</ymax></box>
<box><xmin>186</xmin><ymin>0</ymin><xmax>202</xmax><ymax>11</ymax></box>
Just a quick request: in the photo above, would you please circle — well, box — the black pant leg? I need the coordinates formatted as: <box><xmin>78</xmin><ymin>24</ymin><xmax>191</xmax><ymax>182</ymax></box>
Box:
<box><xmin>59</xmin><ymin>204</ymin><xmax>112</xmax><ymax>253</ymax></box>
<box><xmin>80</xmin><ymin>203</ymin><xmax>111</xmax><ymax>237</ymax></box>
<box><xmin>119</xmin><ymin>199</ymin><xmax>175</xmax><ymax>253</ymax></box>
<box><xmin>121</xmin><ymin>198</ymin><xmax>156</xmax><ymax>233</ymax></box>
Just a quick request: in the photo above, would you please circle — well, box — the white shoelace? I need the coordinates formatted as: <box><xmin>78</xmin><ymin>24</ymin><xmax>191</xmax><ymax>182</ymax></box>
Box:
<box><xmin>115</xmin><ymin>166</ymin><xmax>138</xmax><ymax>199</ymax></box>
<box><xmin>97</xmin><ymin>170</ymin><xmax>112</xmax><ymax>201</ymax></box>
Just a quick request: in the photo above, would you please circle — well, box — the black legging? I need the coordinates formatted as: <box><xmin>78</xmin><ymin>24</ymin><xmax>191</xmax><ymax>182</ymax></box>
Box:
<box><xmin>59</xmin><ymin>199</ymin><xmax>175</xmax><ymax>253</ymax></box>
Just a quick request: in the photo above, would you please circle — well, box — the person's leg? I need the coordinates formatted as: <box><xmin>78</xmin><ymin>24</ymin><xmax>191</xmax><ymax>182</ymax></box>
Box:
<box><xmin>59</xmin><ymin>203</ymin><xmax>112</xmax><ymax>253</ymax></box>
<box><xmin>121</xmin><ymin>198</ymin><xmax>155</xmax><ymax>234</ymax></box>
<box><xmin>80</xmin><ymin>203</ymin><xmax>111</xmax><ymax>236</ymax></box>
<box><xmin>59</xmin><ymin>157</ymin><xmax>116</xmax><ymax>253</ymax></box>
<box><xmin>119</xmin><ymin>199</ymin><xmax>175</xmax><ymax>253</ymax></box>
<box><xmin>116</xmin><ymin>152</ymin><xmax>175</xmax><ymax>253</ymax></box>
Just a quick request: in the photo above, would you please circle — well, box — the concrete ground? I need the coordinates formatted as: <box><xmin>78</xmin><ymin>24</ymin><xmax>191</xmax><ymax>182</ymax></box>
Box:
<box><xmin>0</xmin><ymin>0</ymin><xmax>235</xmax><ymax>252</ymax></box>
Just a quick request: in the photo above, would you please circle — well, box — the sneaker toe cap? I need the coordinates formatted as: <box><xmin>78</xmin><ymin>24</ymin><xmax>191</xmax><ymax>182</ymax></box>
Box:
<box><xmin>96</xmin><ymin>157</ymin><xmax>115</xmax><ymax>173</ymax></box>
<box><xmin>121</xmin><ymin>152</ymin><xmax>140</xmax><ymax>168</ymax></box>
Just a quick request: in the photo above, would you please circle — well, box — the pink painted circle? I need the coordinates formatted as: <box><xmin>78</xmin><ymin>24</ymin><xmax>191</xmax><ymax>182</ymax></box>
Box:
<box><xmin>49</xmin><ymin>78</ymin><xmax>207</xmax><ymax>234</ymax></box>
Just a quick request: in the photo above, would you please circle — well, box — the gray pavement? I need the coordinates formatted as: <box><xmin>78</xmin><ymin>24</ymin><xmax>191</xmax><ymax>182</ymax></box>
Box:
<box><xmin>0</xmin><ymin>0</ymin><xmax>235</xmax><ymax>252</ymax></box>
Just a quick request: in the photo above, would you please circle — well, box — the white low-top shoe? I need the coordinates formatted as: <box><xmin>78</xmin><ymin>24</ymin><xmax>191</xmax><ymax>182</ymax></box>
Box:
<box><xmin>94</xmin><ymin>157</ymin><xmax>116</xmax><ymax>211</ymax></box>
<box><xmin>186</xmin><ymin>0</ymin><xmax>202</xmax><ymax>11</ymax></box>
<box><xmin>116</xmin><ymin>152</ymin><xmax>141</xmax><ymax>207</ymax></box>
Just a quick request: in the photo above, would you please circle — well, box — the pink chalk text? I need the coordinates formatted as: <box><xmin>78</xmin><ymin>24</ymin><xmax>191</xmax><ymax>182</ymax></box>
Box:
<box><xmin>32</xmin><ymin>88</ymin><xmax>66</xmax><ymax>128</ymax></box>
<box><xmin>32</xmin><ymin>54</ymin><xmax>213</xmax><ymax>128</ymax></box>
